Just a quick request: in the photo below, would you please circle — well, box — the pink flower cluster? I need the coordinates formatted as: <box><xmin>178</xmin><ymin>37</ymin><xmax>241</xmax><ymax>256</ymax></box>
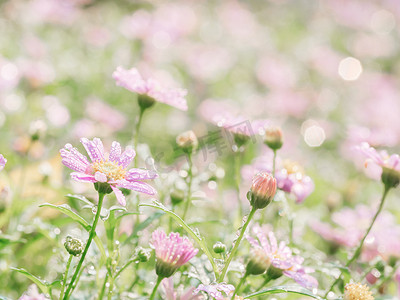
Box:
<box><xmin>0</xmin><ymin>154</ymin><xmax>6</xmax><ymax>171</ymax></box>
<box><xmin>247</xmin><ymin>224</ymin><xmax>318</xmax><ymax>289</ymax></box>
<box><xmin>60</xmin><ymin>138</ymin><xmax>157</xmax><ymax>206</ymax></box>
<box><xmin>113</xmin><ymin>67</ymin><xmax>188</xmax><ymax>111</ymax></box>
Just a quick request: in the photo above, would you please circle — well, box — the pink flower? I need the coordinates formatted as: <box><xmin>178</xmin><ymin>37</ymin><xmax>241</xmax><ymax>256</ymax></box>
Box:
<box><xmin>247</xmin><ymin>224</ymin><xmax>318</xmax><ymax>289</ymax></box>
<box><xmin>112</xmin><ymin>67</ymin><xmax>188</xmax><ymax>111</ymax></box>
<box><xmin>161</xmin><ymin>278</ymin><xmax>202</xmax><ymax>300</ymax></box>
<box><xmin>150</xmin><ymin>229</ymin><xmax>198</xmax><ymax>278</ymax></box>
<box><xmin>0</xmin><ymin>154</ymin><xmax>6</xmax><ymax>171</ymax></box>
<box><xmin>19</xmin><ymin>285</ymin><xmax>49</xmax><ymax>300</ymax></box>
<box><xmin>194</xmin><ymin>283</ymin><xmax>235</xmax><ymax>300</ymax></box>
<box><xmin>356</xmin><ymin>142</ymin><xmax>400</xmax><ymax>173</ymax></box>
<box><xmin>60</xmin><ymin>138</ymin><xmax>157</xmax><ymax>206</ymax></box>
<box><xmin>242</xmin><ymin>156</ymin><xmax>314</xmax><ymax>203</ymax></box>
<box><xmin>310</xmin><ymin>205</ymin><xmax>400</xmax><ymax>261</ymax></box>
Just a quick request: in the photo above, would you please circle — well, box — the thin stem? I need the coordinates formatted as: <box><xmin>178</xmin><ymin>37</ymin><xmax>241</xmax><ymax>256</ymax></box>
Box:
<box><xmin>63</xmin><ymin>192</ymin><xmax>105</xmax><ymax>299</ymax></box>
<box><xmin>149</xmin><ymin>276</ymin><xmax>163</xmax><ymax>300</ymax></box>
<box><xmin>182</xmin><ymin>153</ymin><xmax>193</xmax><ymax>221</ymax></box>
<box><xmin>232</xmin><ymin>272</ymin><xmax>248</xmax><ymax>299</ymax></box>
<box><xmin>134</xmin><ymin>107</ymin><xmax>145</xmax><ymax>155</ymax></box>
<box><xmin>115</xmin><ymin>257</ymin><xmax>137</xmax><ymax>279</ymax></box>
<box><xmin>107</xmin><ymin>276</ymin><xmax>114</xmax><ymax>300</ymax></box>
<box><xmin>234</xmin><ymin>152</ymin><xmax>244</xmax><ymax>216</ymax></box>
<box><xmin>255</xmin><ymin>276</ymin><xmax>272</xmax><ymax>292</ymax></box>
<box><xmin>324</xmin><ymin>185</ymin><xmax>390</xmax><ymax>297</ymax></box>
<box><xmin>98</xmin><ymin>272</ymin><xmax>109</xmax><ymax>300</ymax></box>
<box><xmin>128</xmin><ymin>264</ymin><xmax>140</xmax><ymax>291</ymax></box>
<box><xmin>272</xmin><ymin>149</ymin><xmax>277</xmax><ymax>176</ymax></box>
<box><xmin>219</xmin><ymin>207</ymin><xmax>257</xmax><ymax>282</ymax></box>
<box><xmin>59</xmin><ymin>255</ymin><xmax>73</xmax><ymax>300</ymax></box>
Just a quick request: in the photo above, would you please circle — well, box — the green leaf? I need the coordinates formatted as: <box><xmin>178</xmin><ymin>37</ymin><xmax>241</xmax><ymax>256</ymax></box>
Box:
<box><xmin>39</xmin><ymin>203</ymin><xmax>107</xmax><ymax>261</ymax></box>
<box><xmin>245</xmin><ymin>285</ymin><xmax>322</xmax><ymax>299</ymax></box>
<box><xmin>0</xmin><ymin>236</ymin><xmax>26</xmax><ymax>251</ymax></box>
<box><xmin>11</xmin><ymin>268</ymin><xmax>49</xmax><ymax>294</ymax></box>
<box><xmin>65</xmin><ymin>194</ymin><xmax>94</xmax><ymax>207</ymax></box>
<box><xmin>139</xmin><ymin>201</ymin><xmax>219</xmax><ymax>277</ymax></box>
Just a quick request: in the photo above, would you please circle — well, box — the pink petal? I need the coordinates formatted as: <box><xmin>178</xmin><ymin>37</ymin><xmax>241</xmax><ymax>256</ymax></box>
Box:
<box><xmin>111</xmin><ymin>185</ymin><xmax>126</xmax><ymax>206</ymax></box>
<box><xmin>117</xmin><ymin>179</ymin><xmax>157</xmax><ymax>195</ymax></box>
<box><xmin>109</xmin><ymin>141</ymin><xmax>122</xmax><ymax>163</ymax></box>
<box><xmin>70</xmin><ymin>172</ymin><xmax>96</xmax><ymax>183</ymax></box>
<box><xmin>126</xmin><ymin>168</ymin><xmax>158</xmax><ymax>181</ymax></box>
<box><xmin>94</xmin><ymin>171</ymin><xmax>107</xmax><ymax>182</ymax></box>
<box><xmin>118</xmin><ymin>146</ymin><xmax>136</xmax><ymax>168</ymax></box>
<box><xmin>80</xmin><ymin>137</ymin><xmax>105</xmax><ymax>162</ymax></box>
<box><xmin>60</xmin><ymin>143</ymin><xmax>90</xmax><ymax>173</ymax></box>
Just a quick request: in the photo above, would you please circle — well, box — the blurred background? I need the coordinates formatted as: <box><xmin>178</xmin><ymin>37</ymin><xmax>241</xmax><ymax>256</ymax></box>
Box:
<box><xmin>1</xmin><ymin>0</ymin><xmax>400</xmax><ymax>298</ymax></box>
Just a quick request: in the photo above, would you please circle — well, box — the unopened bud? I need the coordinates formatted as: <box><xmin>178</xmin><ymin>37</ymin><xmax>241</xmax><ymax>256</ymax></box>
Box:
<box><xmin>176</xmin><ymin>130</ymin><xmax>198</xmax><ymax>154</ymax></box>
<box><xmin>246</xmin><ymin>248</ymin><xmax>271</xmax><ymax>275</ymax></box>
<box><xmin>248</xmin><ymin>172</ymin><xmax>277</xmax><ymax>210</ymax></box>
<box><xmin>213</xmin><ymin>242</ymin><xmax>227</xmax><ymax>254</ymax></box>
<box><xmin>233</xmin><ymin>133</ymin><xmax>250</xmax><ymax>148</ymax></box>
<box><xmin>135</xmin><ymin>247</ymin><xmax>151</xmax><ymax>262</ymax></box>
<box><xmin>64</xmin><ymin>236</ymin><xmax>83</xmax><ymax>256</ymax></box>
<box><xmin>264</xmin><ymin>127</ymin><xmax>283</xmax><ymax>150</ymax></box>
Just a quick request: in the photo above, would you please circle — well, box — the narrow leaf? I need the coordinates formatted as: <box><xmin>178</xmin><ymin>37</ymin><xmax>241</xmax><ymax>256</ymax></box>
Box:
<box><xmin>11</xmin><ymin>268</ymin><xmax>49</xmax><ymax>294</ymax></box>
<box><xmin>245</xmin><ymin>285</ymin><xmax>322</xmax><ymax>299</ymax></box>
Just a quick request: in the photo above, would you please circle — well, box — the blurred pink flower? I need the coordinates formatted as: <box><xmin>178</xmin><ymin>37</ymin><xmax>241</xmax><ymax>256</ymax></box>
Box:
<box><xmin>60</xmin><ymin>138</ymin><xmax>157</xmax><ymax>205</ymax></box>
<box><xmin>356</xmin><ymin>142</ymin><xmax>400</xmax><ymax>179</ymax></box>
<box><xmin>242</xmin><ymin>156</ymin><xmax>314</xmax><ymax>203</ymax></box>
<box><xmin>85</xmin><ymin>99</ymin><xmax>127</xmax><ymax>131</ymax></box>
<box><xmin>150</xmin><ymin>229</ymin><xmax>198</xmax><ymax>278</ymax></box>
<box><xmin>0</xmin><ymin>154</ymin><xmax>6</xmax><ymax>171</ymax></box>
<box><xmin>194</xmin><ymin>283</ymin><xmax>235</xmax><ymax>300</ymax></box>
<box><xmin>247</xmin><ymin>224</ymin><xmax>318</xmax><ymax>289</ymax></box>
<box><xmin>19</xmin><ymin>285</ymin><xmax>49</xmax><ymax>300</ymax></box>
<box><xmin>161</xmin><ymin>277</ymin><xmax>202</xmax><ymax>300</ymax></box>
<box><xmin>310</xmin><ymin>205</ymin><xmax>400</xmax><ymax>261</ymax></box>
<box><xmin>112</xmin><ymin>67</ymin><xmax>188</xmax><ymax>111</ymax></box>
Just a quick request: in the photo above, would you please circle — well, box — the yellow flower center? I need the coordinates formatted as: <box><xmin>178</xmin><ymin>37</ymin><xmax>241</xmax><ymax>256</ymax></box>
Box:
<box><xmin>92</xmin><ymin>160</ymin><xmax>126</xmax><ymax>181</ymax></box>
<box><xmin>344</xmin><ymin>283</ymin><xmax>374</xmax><ymax>300</ymax></box>
<box><xmin>282</xmin><ymin>159</ymin><xmax>304</xmax><ymax>175</ymax></box>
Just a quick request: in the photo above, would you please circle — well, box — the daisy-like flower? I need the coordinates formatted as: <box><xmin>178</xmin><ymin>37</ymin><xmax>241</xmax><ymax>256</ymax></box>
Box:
<box><xmin>0</xmin><ymin>154</ymin><xmax>6</xmax><ymax>171</ymax></box>
<box><xmin>356</xmin><ymin>142</ymin><xmax>400</xmax><ymax>188</ymax></box>
<box><xmin>194</xmin><ymin>283</ymin><xmax>235</xmax><ymax>300</ymax></box>
<box><xmin>246</xmin><ymin>224</ymin><xmax>318</xmax><ymax>289</ymax></box>
<box><xmin>161</xmin><ymin>278</ymin><xmax>202</xmax><ymax>300</ymax></box>
<box><xmin>150</xmin><ymin>229</ymin><xmax>198</xmax><ymax>278</ymax></box>
<box><xmin>344</xmin><ymin>282</ymin><xmax>374</xmax><ymax>300</ymax></box>
<box><xmin>60</xmin><ymin>138</ymin><xmax>157</xmax><ymax>206</ymax></box>
<box><xmin>112</xmin><ymin>66</ymin><xmax>188</xmax><ymax>111</ymax></box>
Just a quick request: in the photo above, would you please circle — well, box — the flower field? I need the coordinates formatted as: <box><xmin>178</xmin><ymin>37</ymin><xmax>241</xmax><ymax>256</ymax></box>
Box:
<box><xmin>1</xmin><ymin>0</ymin><xmax>400</xmax><ymax>299</ymax></box>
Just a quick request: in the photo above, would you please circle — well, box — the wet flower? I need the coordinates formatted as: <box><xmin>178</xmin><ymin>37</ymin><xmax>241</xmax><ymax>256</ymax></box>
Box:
<box><xmin>60</xmin><ymin>138</ymin><xmax>157</xmax><ymax>206</ymax></box>
<box><xmin>242</xmin><ymin>156</ymin><xmax>314</xmax><ymax>203</ymax></box>
<box><xmin>19</xmin><ymin>284</ymin><xmax>49</xmax><ymax>300</ymax></box>
<box><xmin>344</xmin><ymin>282</ymin><xmax>374</xmax><ymax>300</ymax></box>
<box><xmin>248</xmin><ymin>172</ymin><xmax>277</xmax><ymax>209</ymax></box>
<box><xmin>356</xmin><ymin>142</ymin><xmax>400</xmax><ymax>188</ymax></box>
<box><xmin>0</xmin><ymin>154</ymin><xmax>6</xmax><ymax>171</ymax></box>
<box><xmin>112</xmin><ymin>67</ymin><xmax>188</xmax><ymax>111</ymax></box>
<box><xmin>247</xmin><ymin>224</ymin><xmax>318</xmax><ymax>289</ymax></box>
<box><xmin>161</xmin><ymin>277</ymin><xmax>202</xmax><ymax>300</ymax></box>
<box><xmin>194</xmin><ymin>283</ymin><xmax>235</xmax><ymax>300</ymax></box>
<box><xmin>150</xmin><ymin>228</ymin><xmax>198</xmax><ymax>278</ymax></box>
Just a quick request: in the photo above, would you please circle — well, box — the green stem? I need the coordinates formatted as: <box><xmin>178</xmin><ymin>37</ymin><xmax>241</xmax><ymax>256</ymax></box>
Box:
<box><xmin>234</xmin><ymin>152</ymin><xmax>244</xmax><ymax>216</ymax></box>
<box><xmin>149</xmin><ymin>276</ymin><xmax>163</xmax><ymax>300</ymax></box>
<box><xmin>255</xmin><ymin>276</ymin><xmax>272</xmax><ymax>292</ymax></box>
<box><xmin>182</xmin><ymin>153</ymin><xmax>193</xmax><ymax>221</ymax></box>
<box><xmin>115</xmin><ymin>257</ymin><xmax>137</xmax><ymax>279</ymax></box>
<box><xmin>219</xmin><ymin>207</ymin><xmax>257</xmax><ymax>282</ymax></box>
<box><xmin>232</xmin><ymin>272</ymin><xmax>248</xmax><ymax>299</ymax></box>
<box><xmin>98</xmin><ymin>272</ymin><xmax>109</xmax><ymax>300</ymax></box>
<box><xmin>128</xmin><ymin>264</ymin><xmax>140</xmax><ymax>291</ymax></box>
<box><xmin>63</xmin><ymin>192</ymin><xmax>105</xmax><ymax>299</ymax></box>
<box><xmin>107</xmin><ymin>276</ymin><xmax>114</xmax><ymax>300</ymax></box>
<box><xmin>324</xmin><ymin>185</ymin><xmax>390</xmax><ymax>297</ymax></box>
<box><xmin>59</xmin><ymin>255</ymin><xmax>73</xmax><ymax>300</ymax></box>
<box><xmin>272</xmin><ymin>149</ymin><xmax>277</xmax><ymax>176</ymax></box>
<box><xmin>134</xmin><ymin>107</ymin><xmax>145</xmax><ymax>155</ymax></box>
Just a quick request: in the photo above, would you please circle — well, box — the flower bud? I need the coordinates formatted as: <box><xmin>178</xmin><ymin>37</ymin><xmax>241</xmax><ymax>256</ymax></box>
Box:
<box><xmin>344</xmin><ymin>282</ymin><xmax>374</xmax><ymax>300</ymax></box>
<box><xmin>381</xmin><ymin>167</ymin><xmax>400</xmax><ymax>189</ymax></box>
<box><xmin>266</xmin><ymin>264</ymin><xmax>283</xmax><ymax>280</ymax></box>
<box><xmin>213</xmin><ymin>242</ymin><xmax>227</xmax><ymax>254</ymax></box>
<box><xmin>135</xmin><ymin>247</ymin><xmax>151</xmax><ymax>262</ymax></box>
<box><xmin>138</xmin><ymin>94</ymin><xmax>156</xmax><ymax>110</ymax></box>
<box><xmin>64</xmin><ymin>236</ymin><xmax>83</xmax><ymax>256</ymax></box>
<box><xmin>246</xmin><ymin>248</ymin><xmax>271</xmax><ymax>275</ymax></box>
<box><xmin>233</xmin><ymin>133</ymin><xmax>250</xmax><ymax>148</ymax></box>
<box><xmin>176</xmin><ymin>130</ymin><xmax>198</xmax><ymax>154</ymax></box>
<box><xmin>264</xmin><ymin>127</ymin><xmax>283</xmax><ymax>150</ymax></box>
<box><xmin>248</xmin><ymin>172</ymin><xmax>277</xmax><ymax>210</ymax></box>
